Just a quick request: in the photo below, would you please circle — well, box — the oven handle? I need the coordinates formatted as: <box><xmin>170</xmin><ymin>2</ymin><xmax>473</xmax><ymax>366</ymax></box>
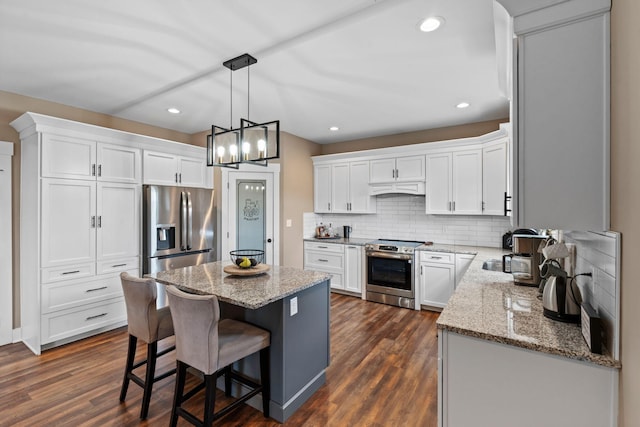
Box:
<box><xmin>366</xmin><ymin>251</ymin><xmax>412</xmax><ymax>261</ymax></box>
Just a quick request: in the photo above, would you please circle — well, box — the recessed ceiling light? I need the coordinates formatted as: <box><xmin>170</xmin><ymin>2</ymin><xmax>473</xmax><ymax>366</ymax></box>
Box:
<box><xmin>418</xmin><ymin>16</ymin><xmax>444</xmax><ymax>33</ymax></box>
<box><xmin>456</xmin><ymin>102</ymin><xmax>470</xmax><ymax>109</ymax></box>
<box><xmin>329</xmin><ymin>126</ymin><xmax>339</xmax><ymax>131</ymax></box>
<box><xmin>167</xmin><ymin>107</ymin><xmax>181</xmax><ymax>114</ymax></box>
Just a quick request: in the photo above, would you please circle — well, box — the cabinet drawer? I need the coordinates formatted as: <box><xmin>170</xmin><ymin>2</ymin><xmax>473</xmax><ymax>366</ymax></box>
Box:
<box><xmin>41</xmin><ymin>297</ymin><xmax>127</xmax><ymax>345</ymax></box>
<box><xmin>41</xmin><ymin>263</ymin><xmax>95</xmax><ymax>284</ymax></box>
<box><xmin>96</xmin><ymin>257</ymin><xmax>139</xmax><ymax>275</ymax></box>
<box><xmin>305</xmin><ymin>251</ymin><xmax>344</xmax><ymax>270</ymax></box>
<box><xmin>420</xmin><ymin>251</ymin><xmax>454</xmax><ymax>264</ymax></box>
<box><xmin>304</xmin><ymin>241</ymin><xmax>344</xmax><ymax>253</ymax></box>
<box><xmin>41</xmin><ymin>270</ymin><xmax>135</xmax><ymax>313</ymax></box>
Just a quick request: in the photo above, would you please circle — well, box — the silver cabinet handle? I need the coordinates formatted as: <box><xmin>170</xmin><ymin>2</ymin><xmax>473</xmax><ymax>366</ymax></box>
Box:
<box><xmin>482</xmin><ymin>201</ymin><xmax>486</xmax><ymax>211</ymax></box>
<box><xmin>97</xmin><ymin>164</ymin><xmax>102</xmax><ymax>177</ymax></box>
<box><xmin>86</xmin><ymin>313</ymin><xmax>108</xmax><ymax>321</ymax></box>
<box><xmin>430</xmin><ymin>256</ymin><xmax>443</xmax><ymax>260</ymax></box>
<box><xmin>392</xmin><ymin>169</ymin><xmax>395</xmax><ymax>179</ymax></box>
<box><xmin>85</xmin><ymin>286</ymin><xmax>108</xmax><ymax>293</ymax></box>
<box><xmin>453</xmin><ymin>201</ymin><xmax>456</xmax><ymax>211</ymax></box>
<box><xmin>175</xmin><ymin>172</ymin><xmax>179</xmax><ymax>183</ymax></box>
<box><xmin>328</xmin><ymin>202</ymin><xmax>331</xmax><ymax>211</ymax></box>
<box><xmin>97</xmin><ymin>215</ymin><xmax>102</xmax><ymax>228</ymax></box>
<box><xmin>318</xmin><ymin>246</ymin><xmax>328</xmax><ymax>249</ymax></box>
<box><xmin>62</xmin><ymin>270</ymin><xmax>80</xmax><ymax>275</ymax></box>
<box><xmin>111</xmin><ymin>263</ymin><xmax>126</xmax><ymax>268</ymax></box>
<box><xmin>179</xmin><ymin>173</ymin><xmax>182</xmax><ymax>183</ymax></box>
<box><xmin>395</xmin><ymin>168</ymin><xmax>399</xmax><ymax>179</ymax></box>
<box><xmin>318</xmin><ymin>259</ymin><xmax>329</xmax><ymax>262</ymax></box>
<box><xmin>91</xmin><ymin>216</ymin><xmax>96</xmax><ymax>228</ymax></box>
<box><xmin>92</xmin><ymin>164</ymin><xmax>96</xmax><ymax>176</ymax></box>
<box><xmin>448</xmin><ymin>201</ymin><xmax>451</xmax><ymax>211</ymax></box>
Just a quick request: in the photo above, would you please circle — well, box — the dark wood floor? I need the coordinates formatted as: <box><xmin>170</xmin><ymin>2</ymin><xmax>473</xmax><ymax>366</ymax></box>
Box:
<box><xmin>0</xmin><ymin>294</ymin><xmax>440</xmax><ymax>426</ymax></box>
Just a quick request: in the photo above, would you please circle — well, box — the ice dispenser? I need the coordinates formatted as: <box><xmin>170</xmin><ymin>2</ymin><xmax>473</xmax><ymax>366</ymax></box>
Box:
<box><xmin>156</xmin><ymin>224</ymin><xmax>176</xmax><ymax>250</ymax></box>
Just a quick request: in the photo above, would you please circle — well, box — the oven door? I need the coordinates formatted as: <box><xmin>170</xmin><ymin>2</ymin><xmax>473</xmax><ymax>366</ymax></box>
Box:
<box><xmin>366</xmin><ymin>251</ymin><xmax>414</xmax><ymax>298</ymax></box>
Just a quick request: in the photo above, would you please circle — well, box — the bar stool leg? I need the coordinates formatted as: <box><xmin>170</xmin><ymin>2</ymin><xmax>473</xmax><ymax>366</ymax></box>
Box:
<box><xmin>140</xmin><ymin>342</ymin><xmax>158</xmax><ymax>419</ymax></box>
<box><xmin>224</xmin><ymin>366</ymin><xmax>232</xmax><ymax>397</ymax></box>
<box><xmin>203</xmin><ymin>374</ymin><xmax>217</xmax><ymax>427</ymax></box>
<box><xmin>170</xmin><ymin>361</ymin><xmax>187</xmax><ymax>427</ymax></box>
<box><xmin>119</xmin><ymin>334</ymin><xmax>137</xmax><ymax>402</ymax></box>
<box><xmin>260</xmin><ymin>347</ymin><xmax>270</xmax><ymax>418</ymax></box>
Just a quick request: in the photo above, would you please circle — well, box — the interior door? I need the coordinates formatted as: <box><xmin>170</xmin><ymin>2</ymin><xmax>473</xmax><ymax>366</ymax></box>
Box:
<box><xmin>225</xmin><ymin>169</ymin><xmax>279</xmax><ymax>265</ymax></box>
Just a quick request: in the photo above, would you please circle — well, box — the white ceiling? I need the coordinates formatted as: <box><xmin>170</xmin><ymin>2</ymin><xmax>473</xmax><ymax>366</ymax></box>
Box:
<box><xmin>0</xmin><ymin>0</ymin><xmax>509</xmax><ymax>144</ymax></box>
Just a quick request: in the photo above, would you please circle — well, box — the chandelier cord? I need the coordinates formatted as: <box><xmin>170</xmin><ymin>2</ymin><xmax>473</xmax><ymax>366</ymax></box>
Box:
<box><xmin>229</xmin><ymin>68</ymin><xmax>233</xmax><ymax>129</ymax></box>
<box><xmin>247</xmin><ymin>65</ymin><xmax>250</xmax><ymax>121</ymax></box>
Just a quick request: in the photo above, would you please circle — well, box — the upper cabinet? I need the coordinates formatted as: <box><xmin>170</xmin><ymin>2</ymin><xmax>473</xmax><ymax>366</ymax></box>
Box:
<box><xmin>41</xmin><ymin>134</ymin><xmax>141</xmax><ymax>183</ymax></box>
<box><xmin>425</xmin><ymin>149</ymin><xmax>483</xmax><ymax>215</ymax></box>
<box><xmin>482</xmin><ymin>138</ymin><xmax>509</xmax><ymax>216</ymax></box>
<box><xmin>509</xmin><ymin>1</ymin><xmax>610</xmax><ymax>231</ymax></box>
<box><xmin>143</xmin><ymin>150</ymin><xmax>211</xmax><ymax>188</ymax></box>
<box><xmin>370</xmin><ymin>156</ymin><xmax>425</xmax><ymax>184</ymax></box>
<box><xmin>314</xmin><ymin>161</ymin><xmax>376</xmax><ymax>214</ymax></box>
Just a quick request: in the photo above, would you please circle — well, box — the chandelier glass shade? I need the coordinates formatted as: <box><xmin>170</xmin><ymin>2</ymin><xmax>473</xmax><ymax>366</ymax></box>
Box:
<box><xmin>207</xmin><ymin>54</ymin><xmax>280</xmax><ymax>168</ymax></box>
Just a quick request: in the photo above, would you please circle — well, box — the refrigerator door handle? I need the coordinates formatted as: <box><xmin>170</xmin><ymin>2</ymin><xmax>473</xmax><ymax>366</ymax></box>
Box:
<box><xmin>180</xmin><ymin>191</ymin><xmax>188</xmax><ymax>251</ymax></box>
<box><xmin>186</xmin><ymin>191</ymin><xmax>193</xmax><ymax>250</ymax></box>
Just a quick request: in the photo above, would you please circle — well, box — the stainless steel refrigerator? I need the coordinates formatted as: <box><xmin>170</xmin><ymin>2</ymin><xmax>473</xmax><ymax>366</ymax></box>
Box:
<box><xmin>143</xmin><ymin>185</ymin><xmax>216</xmax><ymax>303</ymax></box>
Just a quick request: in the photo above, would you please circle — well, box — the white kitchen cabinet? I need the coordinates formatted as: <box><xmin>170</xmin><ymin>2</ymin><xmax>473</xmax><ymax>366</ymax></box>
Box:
<box><xmin>419</xmin><ymin>251</ymin><xmax>456</xmax><ymax>310</ymax></box>
<box><xmin>42</xmin><ymin>134</ymin><xmax>141</xmax><ymax>183</ymax></box>
<box><xmin>314</xmin><ymin>164</ymin><xmax>332</xmax><ymax>213</ymax></box>
<box><xmin>369</xmin><ymin>155</ymin><xmax>425</xmax><ymax>184</ymax></box>
<box><xmin>344</xmin><ymin>245</ymin><xmax>363</xmax><ymax>294</ymax></box>
<box><xmin>439</xmin><ymin>330</ymin><xmax>618</xmax><ymax>427</ymax></box>
<box><xmin>0</xmin><ymin>142</ymin><xmax>13</xmax><ymax>346</ymax></box>
<box><xmin>426</xmin><ymin>149</ymin><xmax>482</xmax><ymax>215</ymax></box>
<box><xmin>314</xmin><ymin>161</ymin><xmax>375</xmax><ymax>214</ymax></box>
<box><xmin>143</xmin><ymin>150</ymin><xmax>211</xmax><ymax>188</ymax></box>
<box><xmin>303</xmin><ymin>241</ymin><xmax>363</xmax><ymax>296</ymax></box>
<box><xmin>454</xmin><ymin>254</ymin><xmax>475</xmax><ymax>287</ymax></box>
<box><xmin>96</xmin><ymin>182</ymin><xmax>140</xmax><ymax>260</ymax></box>
<box><xmin>513</xmin><ymin>7</ymin><xmax>610</xmax><ymax>231</ymax></box>
<box><xmin>482</xmin><ymin>138</ymin><xmax>508</xmax><ymax>215</ymax></box>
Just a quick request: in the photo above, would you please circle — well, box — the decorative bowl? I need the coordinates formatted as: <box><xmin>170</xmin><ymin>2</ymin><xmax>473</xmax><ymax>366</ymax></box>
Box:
<box><xmin>229</xmin><ymin>249</ymin><xmax>265</xmax><ymax>269</ymax></box>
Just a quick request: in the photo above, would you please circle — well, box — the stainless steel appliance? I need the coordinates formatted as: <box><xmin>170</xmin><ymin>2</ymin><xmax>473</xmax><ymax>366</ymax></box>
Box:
<box><xmin>365</xmin><ymin>239</ymin><xmax>425</xmax><ymax>309</ymax></box>
<box><xmin>143</xmin><ymin>185</ymin><xmax>216</xmax><ymax>305</ymax></box>
<box><xmin>502</xmin><ymin>234</ymin><xmax>547</xmax><ymax>287</ymax></box>
<box><xmin>541</xmin><ymin>262</ymin><xmax>581</xmax><ymax>323</ymax></box>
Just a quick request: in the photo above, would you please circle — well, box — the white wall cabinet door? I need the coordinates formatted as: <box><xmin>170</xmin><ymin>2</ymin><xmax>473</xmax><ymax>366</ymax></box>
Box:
<box><xmin>314</xmin><ymin>164</ymin><xmax>332</xmax><ymax>213</ymax></box>
<box><xmin>344</xmin><ymin>245</ymin><xmax>362</xmax><ymax>294</ymax></box>
<box><xmin>41</xmin><ymin>179</ymin><xmax>97</xmax><ymax>268</ymax></box>
<box><xmin>143</xmin><ymin>151</ymin><xmax>179</xmax><ymax>186</ymax></box>
<box><xmin>349</xmin><ymin>161</ymin><xmax>373</xmax><ymax>213</ymax></box>
<box><xmin>96</xmin><ymin>183</ymin><xmax>140</xmax><ymax>260</ymax></box>
<box><xmin>178</xmin><ymin>156</ymin><xmax>208</xmax><ymax>188</ymax></box>
<box><xmin>331</xmin><ymin>163</ymin><xmax>350</xmax><ymax>213</ymax></box>
<box><xmin>420</xmin><ymin>262</ymin><xmax>455</xmax><ymax>308</ymax></box>
<box><xmin>369</xmin><ymin>158</ymin><xmax>396</xmax><ymax>184</ymax></box>
<box><xmin>41</xmin><ymin>134</ymin><xmax>96</xmax><ymax>180</ymax></box>
<box><xmin>97</xmin><ymin>144</ymin><xmax>141</xmax><ymax>184</ymax></box>
<box><xmin>395</xmin><ymin>156</ymin><xmax>425</xmax><ymax>182</ymax></box>
<box><xmin>426</xmin><ymin>153</ymin><xmax>452</xmax><ymax>214</ymax></box>
<box><xmin>482</xmin><ymin>140</ymin><xmax>508</xmax><ymax>216</ymax></box>
<box><xmin>452</xmin><ymin>149</ymin><xmax>482</xmax><ymax>215</ymax></box>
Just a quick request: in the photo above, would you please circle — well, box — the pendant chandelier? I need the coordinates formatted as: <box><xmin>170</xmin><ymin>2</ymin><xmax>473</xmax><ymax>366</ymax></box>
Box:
<box><xmin>206</xmin><ymin>53</ymin><xmax>280</xmax><ymax>168</ymax></box>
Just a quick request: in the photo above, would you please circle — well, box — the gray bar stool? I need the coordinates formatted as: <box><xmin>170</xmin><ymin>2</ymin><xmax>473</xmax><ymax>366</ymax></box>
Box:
<box><xmin>119</xmin><ymin>272</ymin><xmax>176</xmax><ymax>419</ymax></box>
<box><xmin>166</xmin><ymin>285</ymin><xmax>271</xmax><ymax>427</ymax></box>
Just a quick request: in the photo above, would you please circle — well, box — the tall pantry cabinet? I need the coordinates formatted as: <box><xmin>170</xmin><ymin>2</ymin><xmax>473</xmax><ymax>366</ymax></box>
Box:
<box><xmin>11</xmin><ymin>112</ymin><xmax>211</xmax><ymax>355</ymax></box>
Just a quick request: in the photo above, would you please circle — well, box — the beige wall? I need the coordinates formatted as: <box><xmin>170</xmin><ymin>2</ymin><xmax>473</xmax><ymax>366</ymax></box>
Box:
<box><xmin>319</xmin><ymin>118</ymin><xmax>507</xmax><ymax>155</ymax></box>
<box><xmin>0</xmin><ymin>90</ymin><xmax>200</xmax><ymax>327</ymax></box>
<box><xmin>611</xmin><ymin>0</ymin><xmax>639</xmax><ymax>425</ymax></box>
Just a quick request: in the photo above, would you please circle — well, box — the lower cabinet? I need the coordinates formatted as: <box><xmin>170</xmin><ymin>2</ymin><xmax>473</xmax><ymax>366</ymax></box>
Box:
<box><xmin>419</xmin><ymin>251</ymin><xmax>456</xmax><ymax>309</ymax></box>
<box><xmin>454</xmin><ymin>254</ymin><xmax>475</xmax><ymax>287</ymax></box>
<box><xmin>303</xmin><ymin>241</ymin><xmax>363</xmax><ymax>295</ymax></box>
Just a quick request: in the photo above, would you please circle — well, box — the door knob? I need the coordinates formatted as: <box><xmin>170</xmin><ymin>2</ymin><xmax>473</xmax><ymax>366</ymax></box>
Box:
<box><xmin>267</xmin><ymin>238</ymin><xmax>272</xmax><ymax>243</ymax></box>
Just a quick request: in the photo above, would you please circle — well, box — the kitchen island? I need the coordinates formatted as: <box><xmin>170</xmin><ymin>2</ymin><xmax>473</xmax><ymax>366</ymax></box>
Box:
<box><xmin>436</xmin><ymin>247</ymin><xmax>620</xmax><ymax>427</ymax></box>
<box><xmin>148</xmin><ymin>261</ymin><xmax>331</xmax><ymax>423</ymax></box>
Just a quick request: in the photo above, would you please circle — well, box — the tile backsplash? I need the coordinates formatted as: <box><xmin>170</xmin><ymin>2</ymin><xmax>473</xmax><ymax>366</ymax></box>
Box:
<box><xmin>304</xmin><ymin>194</ymin><xmax>512</xmax><ymax>247</ymax></box>
<box><xmin>562</xmin><ymin>230</ymin><xmax>620</xmax><ymax>359</ymax></box>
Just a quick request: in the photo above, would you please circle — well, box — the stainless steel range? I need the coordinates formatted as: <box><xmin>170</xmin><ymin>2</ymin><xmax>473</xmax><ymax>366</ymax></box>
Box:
<box><xmin>365</xmin><ymin>239</ymin><xmax>427</xmax><ymax>309</ymax></box>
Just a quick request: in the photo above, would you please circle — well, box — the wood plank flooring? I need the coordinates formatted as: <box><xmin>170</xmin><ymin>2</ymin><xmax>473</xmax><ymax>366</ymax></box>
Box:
<box><xmin>0</xmin><ymin>294</ymin><xmax>440</xmax><ymax>426</ymax></box>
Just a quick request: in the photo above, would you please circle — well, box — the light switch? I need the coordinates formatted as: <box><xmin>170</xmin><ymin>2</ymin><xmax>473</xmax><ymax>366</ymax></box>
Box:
<box><xmin>290</xmin><ymin>297</ymin><xmax>298</xmax><ymax>316</ymax></box>
<box><xmin>286</xmin><ymin>219</ymin><xmax>292</xmax><ymax>227</ymax></box>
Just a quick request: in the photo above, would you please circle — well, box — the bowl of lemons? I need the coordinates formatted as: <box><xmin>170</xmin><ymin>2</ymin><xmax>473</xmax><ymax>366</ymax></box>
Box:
<box><xmin>230</xmin><ymin>249</ymin><xmax>264</xmax><ymax>269</ymax></box>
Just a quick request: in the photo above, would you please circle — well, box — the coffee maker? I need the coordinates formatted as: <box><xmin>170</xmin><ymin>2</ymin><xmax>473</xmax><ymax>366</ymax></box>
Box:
<box><xmin>502</xmin><ymin>235</ymin><xmax>547</xmax><ymax>287</ymax></box>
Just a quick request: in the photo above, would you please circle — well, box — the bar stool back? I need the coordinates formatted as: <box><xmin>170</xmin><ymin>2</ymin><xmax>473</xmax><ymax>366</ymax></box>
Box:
<box><xmin>166</xmin><ymin>285</ymin><xmax>271</xmax><ymax>427</ymax></box>
<box><xmin>119</xmin><ymin>272</ymin><xmax>176</xmax><ymax>419</ymax></box>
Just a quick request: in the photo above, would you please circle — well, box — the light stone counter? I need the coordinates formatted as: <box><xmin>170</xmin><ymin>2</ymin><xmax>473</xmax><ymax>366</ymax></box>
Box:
<box><xmin>148</xmin><ymin>261</ymin><xmax>330</xmax><ymax>309</ymax></box>
<box><xmin>303</xmin><ymin>237</ymin><xmax>371</xmax><ymax>246</ymax></box>
<box><xmin>436</xmin><ymin>246</ymin><xmax>621</xmax><ymax>369</ymax></box>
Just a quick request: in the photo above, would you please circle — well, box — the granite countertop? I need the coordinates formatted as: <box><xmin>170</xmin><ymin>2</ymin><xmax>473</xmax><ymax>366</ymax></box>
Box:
<box><xmin>304</xmin><ymin>237</ymin><xmax>371</xmax><ymax>246</ymax></box>
<box><xmin>416</xmin><ymin>243</ymin><xmax>479</xmax><ymax>255</ymax></box>
<box><xmin>436</xmin><ymin>247</ymin><xmax>621</xmax><ymax>369</ymax></box>
<box><xmin>148</xmin><ymin>261</ymin><xmax>331</xmax><ymax>310</ymax></box>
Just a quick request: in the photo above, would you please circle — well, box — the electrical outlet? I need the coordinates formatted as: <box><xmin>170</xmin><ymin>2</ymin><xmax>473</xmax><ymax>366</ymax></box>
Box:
<box><xmin>290</xmin><ymin>297</ymin><xmax>298</xmax><ymax>316</ymax></box>
<box><xmin>286</xmin><ymin>219</ymin><xmax>292</xmax><ymax>227</ymax></box>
